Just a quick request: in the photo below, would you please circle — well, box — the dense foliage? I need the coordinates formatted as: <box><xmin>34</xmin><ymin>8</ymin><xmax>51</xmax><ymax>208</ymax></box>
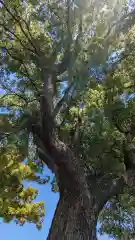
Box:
<box><xmin>1</xmin><ymin>0</ymin><xmax>135</xmax><ymax>238</ymax></box>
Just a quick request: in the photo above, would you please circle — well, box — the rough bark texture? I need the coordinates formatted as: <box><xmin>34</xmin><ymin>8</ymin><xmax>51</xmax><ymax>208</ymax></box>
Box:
<box><xmin>48</xmin><ymin>192</ymin><xmax>98</xmax><ymax>240</ymax></box>
<box><xmin>46</xmin><ymin>140</ymin><xmax>105</xmax><ymax>240</ymax></box>
<box><xmin>46</xmin><ymin>145</ymin><xmax>126</xmax><ymax>239</ymax></box>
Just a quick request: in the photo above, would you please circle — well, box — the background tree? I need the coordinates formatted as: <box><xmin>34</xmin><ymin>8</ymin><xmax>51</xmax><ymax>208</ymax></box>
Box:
<box><xmin>1</xmin><ymin>0</ymin><xmax>135</xmax><ymax>239</ymax></box>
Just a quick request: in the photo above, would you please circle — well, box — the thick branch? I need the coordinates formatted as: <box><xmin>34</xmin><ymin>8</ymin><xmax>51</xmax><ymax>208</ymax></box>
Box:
<box><xmin>86</xmin><ymin>172</ymin><xmax>127</xmax><ymax>214</ymax></box>
<box><xmin>52</xmin><ymin>80</ymin><xmax>75</xmax><ymax>118</ymax></box>
<box><xmin>40</xmin><ymin>95</ymin><xmax>55</xmax><ymax>141</ymax></box>
<box><xmin>112</xmin><ymin>114</ymin><xmax>135</xmax><ymax>171</ymax></box>
<box><xmin>55</xmin><ymin>0</ymin><xmax>72</xmax><ymax>76</ymax></box>
<box><xmin>55</xmin><ymin>2</ymin><xmax>82</xmax><ymax>77</ymax></box>
<box><xmin>96</xmin><ymin>176</ymin><xmax>126</xmax><ymax>212</ymax></box>
<box><xmin>37</xmin><ymin>147</ymin><xmax>57</xmax><ymax>173</ymax></box>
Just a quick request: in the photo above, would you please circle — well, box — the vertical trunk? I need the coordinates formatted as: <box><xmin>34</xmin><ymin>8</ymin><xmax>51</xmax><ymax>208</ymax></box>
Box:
<box><xmin>46</xmin><ymin>151</ymin><xmax>125</xmax><ymax>240</ymax></box>
<box><xmin>45</xmin><ymin>141</ymin><xmax>105</xmax><ymax>240</ymax></box>
<box><xmin>48</xmin><ymin>192</ymin><xmax>98</xmax><ymax>240</ymax></box>
<box><xmin>45</xmin><ymin>141</ymin><xmax>99</xmax><ymax>239</ymax></box>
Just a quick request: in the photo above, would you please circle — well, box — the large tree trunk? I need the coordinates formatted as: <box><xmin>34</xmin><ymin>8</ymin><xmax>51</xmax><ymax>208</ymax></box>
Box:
<box><xmin>47</xmin><ymin>165</ymin><xmax>126</xmax><ymax>240</ymax></box>
<box><xmin>48</xmin><ymin>187</ymin><xmax>98</xmax><ymax>240</ymax></box>
<box><xmin>47</xmin><ymin>151</ymin><xmax>128</xmax><ymax>240</ymax></box>
<box><xmin>46</xmin><ymin>146</ymin><xmax>127</xmax><ymax>239</ymax></box>
<box><xmin>46</xmin><ymin>140</ymin><xmax>105</xmax><ymax>240</ymax></box>
<box><xmin>43</xmin><ymin>137</ymin><xmax>101</xmax><ymax>240</ymax></box>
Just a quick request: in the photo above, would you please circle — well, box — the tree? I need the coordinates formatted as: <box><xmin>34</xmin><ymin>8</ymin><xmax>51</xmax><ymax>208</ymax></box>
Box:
<box><xmin>1</xmin><ymin>0</ymin><xmax>135</xmax><ymax>239</ymax></box>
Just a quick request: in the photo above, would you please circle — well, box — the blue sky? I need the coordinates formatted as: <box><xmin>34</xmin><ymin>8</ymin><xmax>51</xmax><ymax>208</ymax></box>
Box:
<box><xmin>0</xmin><ymin>167</ymin><xmax>111</xmax><ymax>240</ymax></box>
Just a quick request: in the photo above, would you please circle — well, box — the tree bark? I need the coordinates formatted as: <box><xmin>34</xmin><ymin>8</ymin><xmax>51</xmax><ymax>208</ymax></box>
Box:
<box><xmin>44</xmin><ymin>138</ymin><xmax>100</xmax><ymax>240</ymax></box>
<box><xmin>47</xmin><ymin>145</ymin><xmax>128</xmax><ymax>239</ymax></box>
<box><xmin>48</xmin><ymin>190</ymin><xmax>98</xmax><ymax>240</ymax></box>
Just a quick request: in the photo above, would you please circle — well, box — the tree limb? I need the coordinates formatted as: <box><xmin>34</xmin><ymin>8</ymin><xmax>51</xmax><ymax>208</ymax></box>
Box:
<box><xmin>39</xmin><ymin>94</ymin><xmax>55</xmax><ymax>148</ymax></box>
<box><xmin>55</xmin><ymin>1</ymin><xmax>82</xmax><ymax>77</ymax></box>
<box><xmin>52</xmin><ymin>80</ymin><xmax>75</xmax><ymax>118</ymax></box>
<box><xmin>38</xmin><ymin>147</ymin><xmax>58</xmax><ymax>173</ymax></box>
<box><xmin>97</xmin><ymin>175</ymin><xmax>127</xmax><ymax>214</ymax></box>
<box><xmin>55</xmin><ymin>0</ymin><xmax>72</xmax><ymax>76</ymax></box>
<box><xmin>86</xmin><ymin>171</ymin><xmax>127</xmax><ymax>214</ymax></box>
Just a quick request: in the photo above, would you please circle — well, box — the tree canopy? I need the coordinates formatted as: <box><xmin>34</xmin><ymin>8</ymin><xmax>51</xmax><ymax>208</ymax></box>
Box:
<box><xmin>1</xmin><ymin>0</ymin><xmax>135</xmax><ymax>238</ymax></box>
